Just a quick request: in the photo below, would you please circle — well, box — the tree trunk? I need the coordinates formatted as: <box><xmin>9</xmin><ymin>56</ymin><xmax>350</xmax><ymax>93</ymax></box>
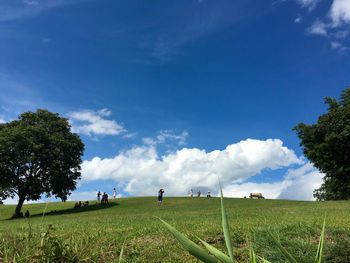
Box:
<box><xmin>12</xmin><ymin>197</ymin><xmax>25</xmax><ymax>219</ymax></box>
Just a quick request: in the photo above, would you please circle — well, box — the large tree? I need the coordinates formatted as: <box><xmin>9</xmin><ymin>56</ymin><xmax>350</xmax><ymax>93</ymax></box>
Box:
<box><xmin>0</xmin><ymin>109</ymin><xmax>84</xmax><ymax>218</ymax></box>
<box><xmin>293</xmin><ymin>87</ymin><xmax>350</xmax><ymax>200</ymax></box>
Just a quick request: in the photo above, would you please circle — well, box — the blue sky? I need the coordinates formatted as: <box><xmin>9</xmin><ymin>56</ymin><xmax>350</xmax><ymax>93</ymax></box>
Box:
<box><xmin>1</xmin><ymin>0</ymin><xmax>350</xmax><ymax>203</ymax></box>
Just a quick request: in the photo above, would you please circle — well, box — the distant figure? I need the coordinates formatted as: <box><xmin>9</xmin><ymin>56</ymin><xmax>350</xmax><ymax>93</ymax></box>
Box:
<box><xmin>197</xmin><ymin>190</ymin><xmax>201</xmax><ymax>197</ymax></box>
<box><xmin>113</xmin><ymin>188</ymin><xmax>117</xmax><ymax>199</ymax></box>
<box><xmin>207</xmin><ymin>191</ymin><xmax>211</xmax><ymax>198</ymax></box>
<box><xmin>25</xmin><ymin>210</ymin><xmax>30</xmax><ymax>217</ymax></box>
<box><xmin>83</xmin><ymin>201</ymin><xmax>89</xmax><ymax>207</ymax></box>
<box><xmin>97</xmin><ymin>191</ymin><xmax>101</xmax><ymax>201</ymax></box>
<box><xmin>190</xmin><ymin>189</ymin><xmax>193</xmax><ymax>197</ymax></box>
<box><xmin>78</xmin><ymin>201</ymin><xmax>82</xmax><ymax>208</ymax></box>
<box><xmin>105</xmin><ymin>193</ymin><xmax>109</xmax><ymax>204</ymax></box>
<box><xmin>101</xmin><ymin>192</ymin><xmax>106</xmax><ymax>204</ymax></box>
<box><xmin>158</xmin><ymin>189</ymin><xmax>165</xmax><ymax>205</ymax></box>
<box><xmin>74</xmin><ymin>202</ymin><xmax>79</xmax><ymax>208</ymax></box>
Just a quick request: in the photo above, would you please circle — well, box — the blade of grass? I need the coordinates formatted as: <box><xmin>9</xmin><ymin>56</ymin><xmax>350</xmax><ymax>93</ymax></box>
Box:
<box><xmin>118</xmin><ymin>241</ymin><xmax>125</xmax><ymax>263</ymax></box>
<box><xmin>257</xmin><ymin>255</ymin><xmax>272</xmax><ymax>263</ymax></box>
<box><xmin>268</xmin><ymin>232</ymin><xmax>298</xmax><ymax>263</ymax></box>
<box><xmin>249</xmin><ymin>241</ymin><xmax>256</xmax><ymax>263</ymax></box>
<box><xmin>198</xmin><ymin>238</ymin><xmax>231</xmax><ymax>263</ymax></box>
<box><xmin>314</xmin><ymin>217</ymin><xmax>326</xmax><ymax>263</ymax></box>
<box><xmin>157</xmin><ymin>217</ymin><xmax>217</xmax><ymax>263</ymax></box>
<box><xmin>219</xmin><ymin>182</ymin><xmax>234</xmax><ymax>263</ymax></box>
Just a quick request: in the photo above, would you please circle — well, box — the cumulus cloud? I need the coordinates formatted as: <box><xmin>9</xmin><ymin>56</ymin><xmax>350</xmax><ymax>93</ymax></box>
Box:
<box><xmin>329</xmin><ymin>0</ymin><xmax>350</xmax><ymax>27</ymax></box>
<box><xmin>222</xmin><ymin>163</ymin><xmax>323</xmax><ymax>201</ymax></box>
<box><xmin>307</xmin><ymin>19</ymin><xmax>328</xmax><ymax>36</ymax></box>
<box><xmin>81</xmin><ymin>138</ymin><xmax>305</xmax><ymax>198</ymax></box>
<box><xmin>142</xmin><ymin>130</ymin><xmax>188</xmax><ymax>146</ymax></box>
<box><xmin>68</xmin><ymin>109</ymin><xmax>126</xmax><ymax>137</ymax></box>
<box><xmin>0</xmin><ymin>118</ymin><xmax>6</xmax><ymax>124</ymax></box>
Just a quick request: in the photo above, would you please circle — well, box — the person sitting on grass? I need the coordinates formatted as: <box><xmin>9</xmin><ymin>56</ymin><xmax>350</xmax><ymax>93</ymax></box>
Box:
<box><xmin>25</xmin><ymin>210</ymin><xmax>30</xmax><ymax>217</ymax></box>
<box><xmin>158</xmin><ymin>189</ymin><xmax>165</xmax><ymax>205</ymax></box>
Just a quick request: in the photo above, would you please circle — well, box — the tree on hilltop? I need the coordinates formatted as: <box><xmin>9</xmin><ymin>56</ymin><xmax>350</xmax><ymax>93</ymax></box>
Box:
<box><xmin>0</xmin><ymin>109</ymin><xmax>84</xmax><ymax>218</ymax></box>
<box><xmin>293</xmin><ymin>87</ymin><xmax>350</xmax><ymax>200</ymax></box>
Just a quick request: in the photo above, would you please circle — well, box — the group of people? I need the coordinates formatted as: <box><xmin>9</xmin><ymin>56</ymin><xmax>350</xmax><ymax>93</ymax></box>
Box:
<box><xmin>74</xmin><ymin>201</ymin><xmax>89</xmax><ymax>208</ymax></box>
<box><xmin>97</xmin><ymin>188</ymin><xmax>118</xmax><ymax>205</ymax></box>
<box><xmin>189</xmin><ymin>189</ymin><xmax>211</xmax><ymax>197</ymax></box>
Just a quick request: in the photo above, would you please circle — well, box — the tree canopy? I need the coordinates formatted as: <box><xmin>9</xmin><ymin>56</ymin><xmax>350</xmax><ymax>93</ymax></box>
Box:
<box><xmin>293</xmin><ymin>87</ymin><xmax>350</xmax><ymax>200</ymax></box>
<box><xmin>0</xmin><ymin>109</ymin><xmax>84</xmax><ymax>217</ymax></box>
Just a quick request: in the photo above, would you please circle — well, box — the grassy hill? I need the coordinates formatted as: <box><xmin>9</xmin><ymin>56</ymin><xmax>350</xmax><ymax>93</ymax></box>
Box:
<box><xmin>0</xmin><ymin>197</ymin><xmax>349</xmax><ymax>262</ymax></box>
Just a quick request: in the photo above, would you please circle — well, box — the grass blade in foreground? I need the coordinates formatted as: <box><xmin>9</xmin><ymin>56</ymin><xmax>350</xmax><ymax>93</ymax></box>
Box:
<box><xmin>268</xmin><ymin>232</ymin><xmax>298</xmax><ymax>263</ymax></box>
<box><xmin>219</xmin><ymin>182</ymin><xmax>234</xmax><ymax>263</ymax></box>
<box><xmin>119</xmin><ymin>241</ymin><xmax>125</xmax><ymax>262</ymax></box>
<box><xmin>257</xmin><ymin>256</ymin><xmax>272</xmax><ymax>263</ymax></box>
<box><xmin>314</xmin><ymin>217</ymin><xmax>326</xmax><ymax>263</ymax></box>
<box><xmin>157</xmin><ymin>217</ymin><xmax>217</xmax><ymax>263</ymax></box>
<box><xmin>199</xmin><ymin>238</ymin><xmax>231</xmax><ymax>263</ymax></box>
<box><xmin>249</xmin><ymin>241</ymin><xmax>256</xmax><ymax>263</ymax></box>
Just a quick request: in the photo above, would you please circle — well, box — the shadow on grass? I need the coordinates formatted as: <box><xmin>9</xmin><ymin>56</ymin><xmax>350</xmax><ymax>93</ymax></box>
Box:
<box><xmin>6</xmin><ymin>202</ymin><xmax>119</xmax><ymax>220</ymax></box>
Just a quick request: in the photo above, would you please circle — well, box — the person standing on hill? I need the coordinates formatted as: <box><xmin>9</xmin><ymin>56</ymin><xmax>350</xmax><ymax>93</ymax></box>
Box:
<box><xmin>190</xmin><ymin>189</ymin><xmax>193</xmax><ymax>197</ymax></box>
<box><xmin>158</xmin><ymin>189</ymin><xmax>165</xmax><ymax>205</ymax></box>
<box><xmin>97</xmin><ymin>191</ymin><xmax>101</xmax><ymax>201</ymax></box>
<box><xmin>113</xmin><ymin>188</ymin><xmax>117</xmax><ymax>199</ymax></box>
<box><xmin>105</xmin><ymin>193</ymin><xmax>109</xmax><ymax>204</ymax></box>
<box><xmin>197</xmin><ymin>190</ymin><xmax>201</xmax><ymax>197</ymax></box>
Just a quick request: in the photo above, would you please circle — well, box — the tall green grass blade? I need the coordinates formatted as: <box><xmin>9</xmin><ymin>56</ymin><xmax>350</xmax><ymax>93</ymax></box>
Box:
<box><xmin>219</xmin><ymin>182</ymin><xmax>234</xmax><ymax>263</ymax></box>
<box><xmin>268</xmin><ymin>232</ymin><xmax>298</xmax><ymax>263</ymax></box>
<box><xmin>249</xmin><ymin>241</ymin><xmax>256</xmax><ymax>263</ymax></box>
<box><xmin>257</xmin><ymin>256</ymin><xmax>272</xmax><ymax>263</ymax></box>
<box><xmin>119</xmin><ymin>241</ymin><xmax>125</xmax><ymax>262</ymax></box>
<box><xmin>314</xmin><ymin>217</ymin><xmax>326</xmax><ymax>263</ymax></box>
<box><xmin>198</xmin><ymin>238</ymin><xmax>231</xmax><ymax>263</ymax></box>
<box><xmin>157</xmin><ymin>217</ymin><xmax>217</xmax><ymax>263</ymax></box>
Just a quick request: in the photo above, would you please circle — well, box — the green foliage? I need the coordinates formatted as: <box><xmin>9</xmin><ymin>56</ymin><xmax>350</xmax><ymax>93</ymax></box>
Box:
<box><xmin>0</xmin><ymin>109</ymin><xmax>84</xmax><ymax>217</ymax></box>
<box><xmin>293</xmin><ymin>87</ymin><xmax>350</xmax><ymax>200</ymax></box>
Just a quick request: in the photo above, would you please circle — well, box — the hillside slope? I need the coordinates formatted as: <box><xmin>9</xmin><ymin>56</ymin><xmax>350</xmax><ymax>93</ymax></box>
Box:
<box><xmin>1</xmin><ymin>197</ymin><xmax>349</xmax><ymax>262</ymax></box>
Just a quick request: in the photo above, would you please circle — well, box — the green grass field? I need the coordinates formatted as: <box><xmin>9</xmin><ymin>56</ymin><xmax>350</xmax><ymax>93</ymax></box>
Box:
<box><xmin>0</xmin><ymin>197</ymin><xmax>349</xmax><ymax>262</ymax></box>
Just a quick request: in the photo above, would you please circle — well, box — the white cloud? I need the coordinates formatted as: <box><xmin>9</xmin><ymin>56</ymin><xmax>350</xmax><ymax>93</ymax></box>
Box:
<box><xmin>331</xmin><ymin>41</ymin><xmax>341</xmax><ymax>49</ymax></box>
<box><xmin>157</xmin><ymin>130</ymin><xmax>188</xmax><ymax>145</ymax></box>
<box><xmin>123</xmin><ymin>132</ymin><xmax>137</xmax><ymax>139</ymax></box>
<box><xmin>308</xmin><ymin>19</ymin><xmax>328</xmax><ymax>36</ymax></box>
<box><xmin>23</xmin><ymin>0</ymin><xmax>39</xmax><ymax>6</ymax></box>
<box><xmin>142</xmin><ymin>130</ymin><xmax>188</xmax><ymax>146</ymax></box>
<box><xmin>222</xmin><ymin>163</ymin><xmax>323</xmax><ymax>201</ymax></box>
<box><xmin>296</xmin><ymin>0</ymin><xmax>319</xmax><ymax>11</ymax></box>
<box><xmin>294</xmin><ymin>16</ymin><xmax>302</xmax><ymax>23</ymax></box>
<box><xmin>0</xmin><ymin>118</ymin><xmax>6</xmax><ymax>124</ymax></box>
<box><xmin>81</xmin><ymin>138</ymin><xmax>304</xmax><ymax>198</ymax></box>
<box><xmin>329</xmin><ymin>0</ymin><xmax>350</xmax><ymax>27</ymax></box>
<box><xmin>68</xmin><ymin>109</ymin><xmax>126</xmax><ymax>137</ymax></box>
